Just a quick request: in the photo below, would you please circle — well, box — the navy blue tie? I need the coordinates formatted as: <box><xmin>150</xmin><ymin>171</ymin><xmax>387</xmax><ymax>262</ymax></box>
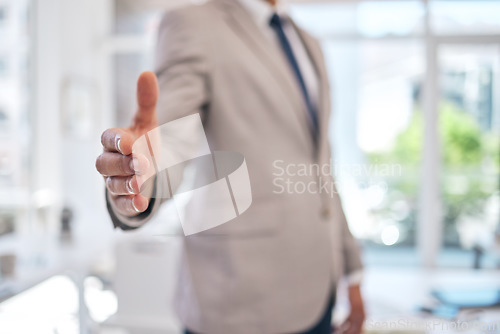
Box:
<box><xmin>269</xmin><ymin>13</ymin><xmax>319</xmax><ymax>138</ymax></box>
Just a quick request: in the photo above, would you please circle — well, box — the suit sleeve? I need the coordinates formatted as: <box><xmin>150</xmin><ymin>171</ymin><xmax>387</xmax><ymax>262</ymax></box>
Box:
<box><xmin>338</xmin><ymin>195</ymin><xmax>364</xmax><ymax>277</ymax></box>
<box><xmin>106</xmin><ymin>8</ymin><xmax>211</xmax><ymax>230</ymax></box>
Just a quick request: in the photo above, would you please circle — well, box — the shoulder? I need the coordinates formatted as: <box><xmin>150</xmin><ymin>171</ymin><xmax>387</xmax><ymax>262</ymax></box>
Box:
<box><xmin>156</xmin><ymin>1</ymin><xmax>219</xmax><ymax>51</ymax></box>
<box><xmin>159</xmin><ymin>0</ymin><xmax>219</xmax><ymax>29</ymax></box>
<box><xmin>155</xmin><ymin>1</ymin><xmax>217</xmax><ymax>73</ymax></box>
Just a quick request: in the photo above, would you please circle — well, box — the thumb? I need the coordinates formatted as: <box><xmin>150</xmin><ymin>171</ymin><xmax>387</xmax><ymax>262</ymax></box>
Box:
<box><xmin>132</xmin><ymin>71</ymin><xmax>158</xmax><ymax>129</ymax></box>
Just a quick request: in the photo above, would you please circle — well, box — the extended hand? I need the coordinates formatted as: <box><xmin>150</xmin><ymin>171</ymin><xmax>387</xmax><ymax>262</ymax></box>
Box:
<box><xmin>95</xmin><ymin>71</ymin><xmax>159</xmax><ymax>216</ymax></box>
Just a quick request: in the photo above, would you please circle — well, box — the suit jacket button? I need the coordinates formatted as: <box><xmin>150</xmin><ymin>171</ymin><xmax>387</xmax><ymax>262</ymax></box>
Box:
<box><xmin>321</xmin><ymin>207</ymin><xmax>331</xmax><ymax>219</ymax></box>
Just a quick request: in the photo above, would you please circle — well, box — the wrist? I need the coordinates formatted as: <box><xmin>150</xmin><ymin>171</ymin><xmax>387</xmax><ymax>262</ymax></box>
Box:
<box><xmin>348</xmin><ymin>285</ymin><xmax>364</xmax><ymax>307</ymax></box>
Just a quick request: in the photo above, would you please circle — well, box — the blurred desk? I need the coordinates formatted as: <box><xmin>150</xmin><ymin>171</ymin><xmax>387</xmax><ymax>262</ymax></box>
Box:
<box><xmin>360</xmin><ymin>268</ymin><xmax>500</xmax><ymax>334</ymax></box>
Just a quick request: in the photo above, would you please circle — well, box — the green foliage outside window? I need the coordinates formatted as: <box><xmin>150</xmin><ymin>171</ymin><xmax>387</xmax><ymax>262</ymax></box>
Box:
<box><xmin>367</xmin><ymin>102</ymin><xmax>499</xmax><ymax>247</ymax></box>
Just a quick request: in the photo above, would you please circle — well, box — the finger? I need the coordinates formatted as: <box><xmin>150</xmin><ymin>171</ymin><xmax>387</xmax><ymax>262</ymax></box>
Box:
<box><xmin>101</xmin><ymin>128</ymin><xmax>135</xmax><ymax>155</ymax></box>
<box><xmin>96</xmin><ymin>152</ymin><xmax>134</xmax><ymax>176</ymax></box>
<box><xmin>106</xmin><ymin>175</ymin><xmax>138</xmax><ymax>195</ymax></box>
<box><xmin>345</xmin><ymin>323</ymin><xmax>362</xmax><ymax>334</ymax></box>
<box><xmin>133</xmin><ymin>71</ymin><xmax>158</xmax><ymax>129</ymax></box>
<box><xmin>338</xmin><ymin>319</ymin><xmax>351</xmax><ymax>334</ymax></box>
<box><xmin>343</xmin><ymin>318</ymin><xmax>362</xmax><ymax>334</ymax></box>
<box><xmin>110</xmin><ymin>194</ymin><xmax>150</xmax><ymax>216</ymax></box>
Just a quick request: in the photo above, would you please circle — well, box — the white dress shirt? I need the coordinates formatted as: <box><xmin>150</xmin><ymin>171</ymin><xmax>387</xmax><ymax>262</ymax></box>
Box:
<box><xmin>237</xmin><ymin>0</ymin><xmax>363</xmax><ymax>287</ymax></box>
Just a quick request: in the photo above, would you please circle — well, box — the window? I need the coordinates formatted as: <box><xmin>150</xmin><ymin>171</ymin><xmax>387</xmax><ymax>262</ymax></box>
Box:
<box><xmin>438</xmin><ymin>45</ymin><xmax>500</xmax><ymax>264</ymax></box>
<box><xmin>323</xmin><ymin>39</ymin><xmax>424</xmax><ymax>252</ymax></box>
<box><xmin>291</xmin><ymin>0</ymin><xmax>500</xmax><ymax>268</ymax></box>
<box><xmin>0</xmin><ymin>0</ymin><xmax>33</xmax><ymax>239</ymax></box>
<box><xmin>431</xmin><ymin>1</ymin><xmax>500</xmax><ymax>35</ymax></box>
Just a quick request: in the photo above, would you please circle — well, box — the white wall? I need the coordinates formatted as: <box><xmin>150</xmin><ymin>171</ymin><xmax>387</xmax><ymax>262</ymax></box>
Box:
<box><xmin>33</xmin><ymin>0</ymin><xmax>115</xmax><ymax>249</ymax></box>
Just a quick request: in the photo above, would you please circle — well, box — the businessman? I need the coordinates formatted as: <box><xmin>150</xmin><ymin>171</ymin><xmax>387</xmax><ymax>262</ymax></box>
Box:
<box><xmin>96</xmin><ymin>0</ymin><xmax>365</xmax><ymax>333</ymax></box>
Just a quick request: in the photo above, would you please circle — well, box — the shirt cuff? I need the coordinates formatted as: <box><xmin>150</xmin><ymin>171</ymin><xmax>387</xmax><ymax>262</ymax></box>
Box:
<box><xmin>345</xmin><ymin>269</ymin><xmax>363</xmax><ymax>286</ymax></box>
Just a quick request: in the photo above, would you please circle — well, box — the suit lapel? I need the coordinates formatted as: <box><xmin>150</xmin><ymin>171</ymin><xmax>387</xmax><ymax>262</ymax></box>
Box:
<box><xmin>290</xmin><ymin>22</ymin><xmax>331</xmax><ymax>156</ymax></box>
<box><xmin>214</xmin><ymin>0</ymin><xmax>313</xmax><ymax>145</ymax></box>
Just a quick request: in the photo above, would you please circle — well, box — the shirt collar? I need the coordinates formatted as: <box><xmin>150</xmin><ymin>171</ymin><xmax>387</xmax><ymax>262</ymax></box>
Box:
<box><xmin>236</xmin><ymin>0</ymin><xmax>289</xmax><ymax>29</ymax></box>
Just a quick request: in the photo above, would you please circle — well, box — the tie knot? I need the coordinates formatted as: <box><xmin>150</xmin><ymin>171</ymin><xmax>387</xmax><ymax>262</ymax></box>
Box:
<box><xmin>269</xmin><ymin>13</ymin><xmax>281</xmax><ymax>28</ymax></box>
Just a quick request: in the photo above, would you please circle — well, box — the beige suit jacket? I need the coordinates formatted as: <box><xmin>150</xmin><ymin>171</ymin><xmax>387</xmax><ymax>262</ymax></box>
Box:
<box><xmin>107</xmin><ymin>0</ymin><xmax>363</xmax><ymax>332</ymax></box>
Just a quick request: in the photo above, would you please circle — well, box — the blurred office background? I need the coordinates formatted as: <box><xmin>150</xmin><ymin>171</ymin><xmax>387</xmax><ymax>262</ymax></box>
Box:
<box><xmin>0</xmin><ymin>0</ymin><xmax>499</xmax><ymax>333</ymax></box>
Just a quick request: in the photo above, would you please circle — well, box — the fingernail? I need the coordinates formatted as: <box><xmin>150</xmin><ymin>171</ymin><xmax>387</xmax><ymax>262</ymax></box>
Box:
<box><xmin>115</xmin><ymin>135</ymin><xmax>122</xmax><ymax>153</ymax></box>
<box><xmin>131</xmin><ymin>197</ymin><xmax>141</xmax><ymax>213</ymax></box>
<box><xmin>127</xmin><ymin>177</ymin><xmax>135</xmax><ymax>194</ymax></box>
<box><xmin>130</xmin><ymin>157</ymin><xmax>138</xmax><ymax>172</ymax></box>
